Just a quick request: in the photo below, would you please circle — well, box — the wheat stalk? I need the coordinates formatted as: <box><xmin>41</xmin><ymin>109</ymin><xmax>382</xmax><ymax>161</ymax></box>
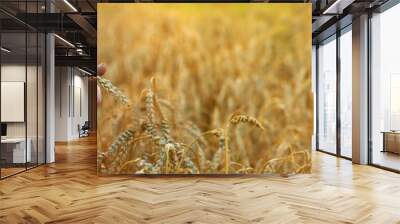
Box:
<box><xmin>223</xmin><ymin>114</ymin><xmax>265</xmax><ymax>174</ymax></box>
<box><xmin>104</xmin><ymin>128</ymin><xmax>135</xmax><ymax>173</ymax></box>
<box><xmin>143</xmin><ymin>90</ymin><xmax>162</xmax><ymax>146</ymax></box>
<box><xmin>108</xmin><ymin>128</ymin><xmax>135</xmax><ymax>154</ymax></box>
<box><xmin>97</xmin><ymin>76</ymin><xmax>131</xmax><ymax>106</ymax></box>
<box><xmin>210</xmin><ymin>129</ymin><xmax>225</xmax><ymax>172</ymax></box>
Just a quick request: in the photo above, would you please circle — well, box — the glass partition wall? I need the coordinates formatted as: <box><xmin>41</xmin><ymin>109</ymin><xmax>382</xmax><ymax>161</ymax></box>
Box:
<box><xmin>0</xmin><ymin>31</ymin><xmax>27</xmax><ymax>177</ymax></box>
<box><xmin>370</xmin><ymin>3</ymin><xmax>400</xmax><ymax>171</ymax></box>
<box><xmin>0</xmin><ymin>3</ymin><xmax>46</xmax><ymax>179</ymax></box>
<box><xmin>316</xmin><ymin>26</ymin><xmax>352</xmax><ymax>159</ymax></box>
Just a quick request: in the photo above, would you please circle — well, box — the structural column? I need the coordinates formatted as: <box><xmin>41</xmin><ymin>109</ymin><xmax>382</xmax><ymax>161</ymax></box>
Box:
<box><xmin>352</xmin><ymin>14</ymin><xmax>369</xmax><ymax>164</ymax></box>
<box><xmin>46</xmin><ymin>1</ymin><xmax>56</xmax><ymax>163</ymax></box>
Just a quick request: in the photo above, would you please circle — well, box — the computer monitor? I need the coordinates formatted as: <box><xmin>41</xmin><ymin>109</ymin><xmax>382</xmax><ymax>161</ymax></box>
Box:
<box><xmin>1</xmin><ymin>123</ymin><xmax>7</xmax><ymax>137</ymax></box>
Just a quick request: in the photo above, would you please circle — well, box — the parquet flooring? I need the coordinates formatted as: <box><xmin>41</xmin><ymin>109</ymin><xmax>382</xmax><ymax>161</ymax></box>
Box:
<box><xmin>0</xmin><ymin>167</ymin><xmax>26</xmax><ymax>178</ymax></box>
<box><xmin>1</xmin><ymin>135</ymin><xmax>400</xmax><ymax>223</ymax></box>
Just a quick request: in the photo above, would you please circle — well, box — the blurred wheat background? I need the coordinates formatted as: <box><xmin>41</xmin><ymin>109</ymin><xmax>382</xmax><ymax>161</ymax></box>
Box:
<box><xmin>97</xmin><ymin>3</ymin><xmax>313</xmax><ymax>175</ymax></box>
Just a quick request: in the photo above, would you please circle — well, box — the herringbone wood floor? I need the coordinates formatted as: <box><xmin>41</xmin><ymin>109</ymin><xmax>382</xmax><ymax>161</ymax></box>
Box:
<box><xmin>1</xmin><ymin>136</ymin><xmax>400</xmax><ymax>224</ymax></box>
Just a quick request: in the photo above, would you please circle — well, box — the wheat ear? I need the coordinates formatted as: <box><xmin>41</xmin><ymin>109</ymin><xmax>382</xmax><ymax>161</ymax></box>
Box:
<box><xmin>150</xmin><ymin>77</ymin><xmax>183</xmax><ymax>167</ymax></box>
<box><xmin>224</xmin><ymin>114</ymin><xmax>265</xmax><ymax>174</ymax></box>
<box><xmin>107</xmin><ymin>128</ymin><xmax>135</xmax><ymax>173</ymax></box>
<box><xmin>229</xmin><ymin>114</ymin><xmax>265</xmax><ymax>130</ymax></box>
<box><xmin>144</xmin><ymin>89</ymin><xmax>161</xmax><ymax>146</ymax></box>
<box><xmin>96</xmin><ymin>76</ymin><xmax>131</xmax><ymax>106</ymax></box>
<box><xmin>108</xmin><ymin>128</ymin><xmax>135</xmax><ymax>155</ymax></box>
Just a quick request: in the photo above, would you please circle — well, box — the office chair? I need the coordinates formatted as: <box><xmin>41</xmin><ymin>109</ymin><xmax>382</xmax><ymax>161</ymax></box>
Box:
<box><xmin>79</xmin><ymin>121</ymin><xmax>90</xmax><ymax>138</ymax></box>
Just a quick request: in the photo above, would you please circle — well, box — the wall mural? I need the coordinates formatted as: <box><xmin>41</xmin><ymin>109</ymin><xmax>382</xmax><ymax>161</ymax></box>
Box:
<box><xmin>97</xmin><ymin>3</ymin><xmax>313</xmax><ymax>175</ymax></box>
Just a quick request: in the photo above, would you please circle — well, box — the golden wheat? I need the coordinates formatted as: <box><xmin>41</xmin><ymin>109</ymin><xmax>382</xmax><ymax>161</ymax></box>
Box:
<box><xmin>98</xmin><ymin>4</ymin><xmax>312</xmax><ymax>174</ymax></box>
<box><xmin>229</xmin><ymin>115</ymin><xmax>265</xmax><ymax>130</ymax></box>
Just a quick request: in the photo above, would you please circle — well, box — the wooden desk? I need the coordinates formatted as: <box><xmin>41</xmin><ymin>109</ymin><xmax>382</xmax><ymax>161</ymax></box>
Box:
<box><xmin>1</xmin><ymin>138</ymin><xmax>31</xmax><ymax>164</ymax></box>
<box><xmin>382</xmin><ymin>131</ymin><xmax>400</xmax><ymax>154</ymax></box>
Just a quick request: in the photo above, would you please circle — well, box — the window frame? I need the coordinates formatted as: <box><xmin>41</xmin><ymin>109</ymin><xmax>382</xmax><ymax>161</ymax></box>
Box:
<box><xmin>315</xmin><ymin>24</ymin><xmax>353</xmax><ymax>160</ymax></box>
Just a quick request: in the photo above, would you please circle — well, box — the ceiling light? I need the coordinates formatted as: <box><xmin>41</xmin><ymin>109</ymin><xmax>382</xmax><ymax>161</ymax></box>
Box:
<box><xmin>54</xmin><ymin>34</ymin><xmax>75</xmax><ymax>48</ymax></box>
<box><xmin>76</xmin><ymin>48</ymin><xmax>85</xmax><ymax>55</ymax></box>
<box><xmin>63</xmin><ymin>0</ymin><xmax>78</xmax><ymax>12</ymax></box>
<box><xmin>1</xmin><ymin>47</ymin><xmax>11</xmax><ymax>53</ymax></box>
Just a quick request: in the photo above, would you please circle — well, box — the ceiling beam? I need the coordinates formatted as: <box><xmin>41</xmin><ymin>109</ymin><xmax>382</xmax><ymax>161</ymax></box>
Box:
<box><xmin>67</xmin><ymin>13</ymin><xmax>97</xmax><ymax>40</ymax></box>
<box><xmin>322</xmin><ymin>0</ymin><xmax>356</xmax><ymax>14</ymax></box>
<box><xmin>55</xmin><ymin>55</ymin><xmax>96</xmax><ymax>71</ymax></box>
<box><xmin>11</xmin><ymin>13</ymin><xmax>82</xmax><ymax>32</ymax></box>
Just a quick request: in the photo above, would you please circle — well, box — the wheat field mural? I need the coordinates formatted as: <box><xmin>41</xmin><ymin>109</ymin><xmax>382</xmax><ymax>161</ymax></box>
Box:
<box><xmin>97</xmin><ymin>3</ymin><xmax>312</xmax><ymax>175</ymax></box>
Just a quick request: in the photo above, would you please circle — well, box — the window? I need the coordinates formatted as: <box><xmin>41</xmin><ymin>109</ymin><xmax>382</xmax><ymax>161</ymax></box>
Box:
<box><xmin>316</xmin><ymin>26</ymin><xmax>353</xmax><ymax>159</ymax></box>
<box><xmin>370</xmin><ymin>3</ymin><xmax>400</xmax><ymax>171</ymax></box>
<box><xmin>317</xmin><ymin>35</ymin><xmax>337</xmax><ymax>154</ymax></box>
<box><xmin>339</xmin><ymin>27</ymin><xmax>352</xmax><ymax>158</ymax></box>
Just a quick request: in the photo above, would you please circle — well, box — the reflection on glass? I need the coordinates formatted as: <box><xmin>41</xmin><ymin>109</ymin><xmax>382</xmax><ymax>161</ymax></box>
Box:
<box><xmin>390</xmin><ymin>75</ymin><xmax>400</xmax><ymax>130</ymax></box>
<box><xmin>318</xmin><ymin>36</ymin><xmax>337</xmax><ymax>154</ymax></box>
<box><xmin>340</xmin><ymin>29</ymin><xmax>352</xmax><ymax>158</ymax></box>
<box><xmin>27</xmin><ymin>31</ymin><xmax>38</xmax><ymax>169</ymax></box>
<box><xmin>38</xmin><ymin>33</ymin><xmax>46</xmax><ymax>165</ymax></box>
<box><xmin>1</xmin><ymin>31</ymin><xmax>27</xmax><ymax>177</ymax></box>
<box><xmin>371</xmin><ymin>4</ymin><xmax>400</xmax><ymax>171</ymax></box>
<box><xmin>0</xmin><ymin>1</ymin><xmax>47</xmax><ymax>179</ymax></box>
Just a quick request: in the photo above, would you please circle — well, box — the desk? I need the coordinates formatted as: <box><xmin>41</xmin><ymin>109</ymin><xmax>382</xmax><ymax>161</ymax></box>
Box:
<box><xmin>382</xmin><ymin>131</ymin><xmax>400</xmax><ymax>154</ymax></box>
<box><xmin>1</xmin><ymin>138</ymin><xmax>31</xmax><ymax>163</ymax></box>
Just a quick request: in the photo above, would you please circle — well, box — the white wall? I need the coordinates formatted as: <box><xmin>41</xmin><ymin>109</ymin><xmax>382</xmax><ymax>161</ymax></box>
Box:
<box><xmin>71</xmin><ymin>73</ymin><xmax>89</xmax><ymax>138</ymax></box>
<box><xmin>1</xmin><ymin>65</ymin><xmax>26</xmax><ymax>142</ymax></box>
<box><xmin>55</xmin><ymin>67</ymin><xmax>69</xmax><ymax>141</ymax></box>
<box><xmin>55</xmin><ymin>67</ymin><xmax>89</xmax><ymax>141</ymax></box>
<box><xmin>1</xmin><ymin>65</ymin><xmax>36</xmax><ymax>137</ymax></box>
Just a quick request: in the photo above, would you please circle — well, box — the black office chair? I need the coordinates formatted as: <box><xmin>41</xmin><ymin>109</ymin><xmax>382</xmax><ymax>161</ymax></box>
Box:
<box><xmin>78</xmin><ymin>121</ymin><xmax>90</xmax><ymax>138</ymax></box>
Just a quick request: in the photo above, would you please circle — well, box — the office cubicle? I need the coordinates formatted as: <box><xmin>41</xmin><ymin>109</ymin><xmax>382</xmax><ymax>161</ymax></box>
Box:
<box><xmin>0</xmin><ymin>1</ymin><xmax>46</xmax><ymax>179</ymax></box>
